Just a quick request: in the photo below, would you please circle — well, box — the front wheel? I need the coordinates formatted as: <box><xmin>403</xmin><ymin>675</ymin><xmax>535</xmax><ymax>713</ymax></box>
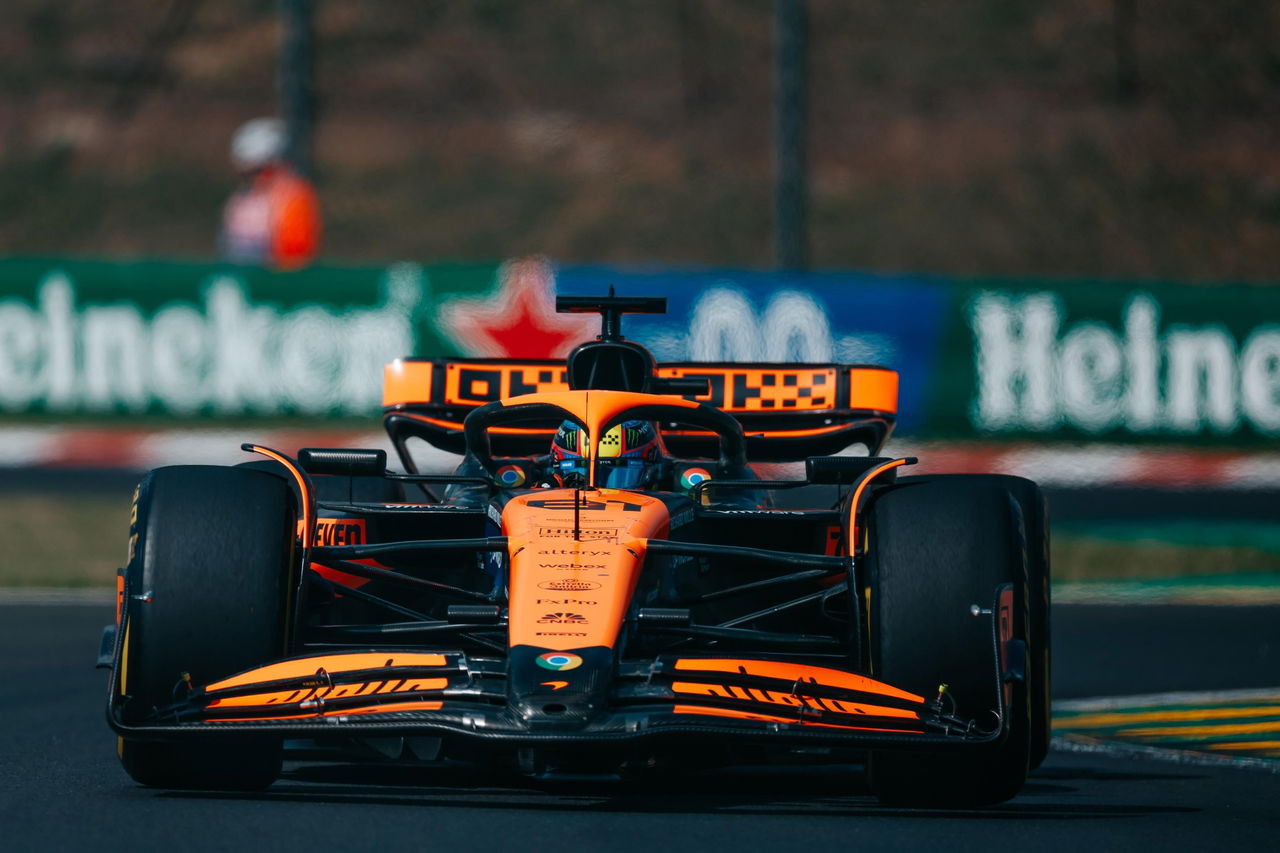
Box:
<box><xmin>863</xmin><ymin>475</ymin><xmax>1038</xmax><ymax>807</ymax></box>
<box><xmin>115</xmin><ymin>466</ymin><xmax>295</xmax><ymax>790</ymax></box>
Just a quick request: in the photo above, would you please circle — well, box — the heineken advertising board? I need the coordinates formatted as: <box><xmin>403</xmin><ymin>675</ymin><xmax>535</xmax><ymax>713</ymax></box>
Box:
<box><xmin>0</xmin><ymin>258</ymin><xmax>494</xmax><ymax>417</ymax></box>
<box><xmin>933</xmin><ymin>280</ymin><xmax>1280</xmax><ymax>443</ymax></box>
<box><xmin>0</xmin><ymin>257</ymin><xmax>1276</xmax><ymax>444</ymax></box>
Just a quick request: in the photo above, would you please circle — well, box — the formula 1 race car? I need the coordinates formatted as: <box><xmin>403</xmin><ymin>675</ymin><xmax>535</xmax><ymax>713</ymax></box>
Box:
<box><xmin>103</xmin><ymin>294</ymin><xmax>1050</xmax><ymax>807</ymax></box>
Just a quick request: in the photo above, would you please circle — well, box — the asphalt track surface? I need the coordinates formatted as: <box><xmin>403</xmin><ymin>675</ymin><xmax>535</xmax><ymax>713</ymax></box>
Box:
<box><xmin>2</xmin><ymin>602</ymin><xmax>1277</xmax><ymax>852</ymax></box>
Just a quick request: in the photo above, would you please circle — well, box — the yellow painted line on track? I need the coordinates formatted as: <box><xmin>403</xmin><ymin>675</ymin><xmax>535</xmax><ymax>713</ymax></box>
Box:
<box><xmin>1053</xmin><ymin>705</ymin><xmax>1280</xmax><ymax>729</ymax></box>
<box><xmin>1206</xmin><ymin>740</ymin><xmax>1280</xmax><ymax>751</ymax></box>
<box><xmin>1053</xmin><ymin>688</ymin><xmax>1280</xmax><ymax>768</ymax></box>
<box><xmin>1118</xmin><ymin>721</ymin><xmax>1280</xmax><ymax>739</ymax></box>
<box><xmin>1206</xmin><ymin>746</ymin><xmax>1280</xmax><ymax>758</ymax></box>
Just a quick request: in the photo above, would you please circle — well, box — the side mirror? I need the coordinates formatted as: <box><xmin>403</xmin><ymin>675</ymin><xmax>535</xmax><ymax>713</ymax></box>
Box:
<box><xmin>805</xmin><ymin>455</ymin><xmax>897</xmax><ymax>485</ymax></box>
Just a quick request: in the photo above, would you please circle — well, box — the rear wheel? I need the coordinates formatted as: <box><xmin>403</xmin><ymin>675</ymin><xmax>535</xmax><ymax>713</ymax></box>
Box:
<box><xmin>116</xmin><ymin>466</ymin><xmax>295</xmax><ymax>790</ymax></box>
<box><xmin>863</xmin><ymin>475</ymin><xmax>1036</xmax><ymax>807</ymax></box>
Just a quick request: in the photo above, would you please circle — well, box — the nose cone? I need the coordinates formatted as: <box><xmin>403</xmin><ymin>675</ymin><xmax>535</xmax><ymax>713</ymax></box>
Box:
<box><xmin>502</xmin><ymin>489</ymin><xmax>670</xmax><ymax>652</ymax></box>
<box><xmin>500</xmin><ymin>489</ymin><xmax>671</xmax><ymax>729</ymax></box>
<box><xmin>507</xmin><ymin>646</ymin><xmax>613</xmax><ymax>729</ymax></box>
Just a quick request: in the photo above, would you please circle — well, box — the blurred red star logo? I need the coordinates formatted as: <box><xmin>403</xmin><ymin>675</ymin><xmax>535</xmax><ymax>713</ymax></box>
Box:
<box><xmin>437</xmin><ymin>259</ymin><xmax>597</xmax><ymax>358</ymax></box>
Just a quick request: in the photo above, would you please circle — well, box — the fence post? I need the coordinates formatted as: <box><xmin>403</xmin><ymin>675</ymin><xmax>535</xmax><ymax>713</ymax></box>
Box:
<box><xmin>773</xmin><ymin>0</ymin><xmax>809</xmax><ymax>271</ymax></box>
<box><xmin>279</xmin><ymin>0</ymin><xmax>315</xmax><ymax>177</ymax></box>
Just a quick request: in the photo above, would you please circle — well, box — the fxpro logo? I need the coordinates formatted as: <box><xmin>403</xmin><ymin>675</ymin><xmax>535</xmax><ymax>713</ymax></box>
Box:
<box><xmin>970</xmin><ymin>292</ymin><xmax>1280</xmax><ymax>435</ymax></box>
<box><xmin>0</xmin><ymin>266</ymin><xmax>421</xmax><ymax>415</ymax></box>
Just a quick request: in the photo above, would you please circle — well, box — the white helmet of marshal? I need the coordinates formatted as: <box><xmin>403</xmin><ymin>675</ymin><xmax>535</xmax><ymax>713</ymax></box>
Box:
<box><xmin>230</xmin><ymin>118</ymin><xmax>286</xmax><ymax>171</ymax></box>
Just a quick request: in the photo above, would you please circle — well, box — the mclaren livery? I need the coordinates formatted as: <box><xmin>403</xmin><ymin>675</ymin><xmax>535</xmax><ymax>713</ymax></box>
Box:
<box><xmin>103</xmin><ymin>294</ymin><xmax>1050</xmax><ymax>807</ymax></box>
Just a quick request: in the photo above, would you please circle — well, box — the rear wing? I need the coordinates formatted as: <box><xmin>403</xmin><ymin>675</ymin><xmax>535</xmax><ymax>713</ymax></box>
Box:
<box><xmin>382</xmin><ymin>358</ymin><xmax>898</xmax><ymax>463</ymax></box>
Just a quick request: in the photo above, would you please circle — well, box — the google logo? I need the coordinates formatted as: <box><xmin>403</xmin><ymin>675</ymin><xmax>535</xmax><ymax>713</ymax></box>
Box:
<box><xmin>535</xmin><ymin>652</ymin><xmax>583</xmax><ymax>671</ymax></box>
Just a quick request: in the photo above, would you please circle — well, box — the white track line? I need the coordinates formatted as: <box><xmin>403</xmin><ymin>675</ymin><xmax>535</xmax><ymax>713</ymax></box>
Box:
<box><xmin>1052</xmin><ymin>735</ymin><xmax>1280</xmax><ymax>774</ymax></box>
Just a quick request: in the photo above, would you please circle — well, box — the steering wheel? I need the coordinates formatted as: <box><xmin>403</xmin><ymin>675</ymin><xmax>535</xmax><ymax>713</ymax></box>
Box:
<box><xmin>462</xmin><ymin>399</ymin><xmax>747</xmax><ymax>484</ymax></box>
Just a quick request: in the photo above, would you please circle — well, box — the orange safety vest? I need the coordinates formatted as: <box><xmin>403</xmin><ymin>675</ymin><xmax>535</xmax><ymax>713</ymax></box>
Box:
<box><xmin>220</xmin><ymin>165</ymin><xmax>321</xmax><ymax>270</ymax></box>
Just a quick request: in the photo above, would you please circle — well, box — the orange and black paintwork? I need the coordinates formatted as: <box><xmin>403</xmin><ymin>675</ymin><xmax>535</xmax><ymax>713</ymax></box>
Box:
<box><xmin>382</xmin><ymin>359</ymin><xmax>898</xmax><ymax>462</ymax></box>
<box><xmin>106</xmin><ymin>297</ymin><xmax>1018</xmax><ymax>760</ymax></box>
<box><xmin>107</xmin><ymin>388</ymin><xmax>1012</xmax><ymax>751</ymax></box>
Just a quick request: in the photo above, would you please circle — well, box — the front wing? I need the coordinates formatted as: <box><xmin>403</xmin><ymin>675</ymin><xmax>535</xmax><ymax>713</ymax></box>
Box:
<box><xmin>108</xmin><ymin>651</ymin><xmax>1008</xmax><ymax>750</ymax></box>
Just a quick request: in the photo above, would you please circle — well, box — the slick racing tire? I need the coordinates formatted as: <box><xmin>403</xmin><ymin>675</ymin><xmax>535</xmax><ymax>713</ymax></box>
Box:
<box><xmin>116</xmin><ymin>466</ymin><xmax>295</xmax><ymax>791</ymax></box>
<box><xmin>864</xmin><ymin>475</ymin><xmax>1038</xmax><ymax>808</ymax></box>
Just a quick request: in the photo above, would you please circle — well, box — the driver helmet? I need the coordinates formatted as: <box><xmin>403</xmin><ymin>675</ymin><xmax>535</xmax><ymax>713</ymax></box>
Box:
<box><xmin>550</xmin><ymin>419</ymin><xmax>662</xmax><ymax>489</ymax></box>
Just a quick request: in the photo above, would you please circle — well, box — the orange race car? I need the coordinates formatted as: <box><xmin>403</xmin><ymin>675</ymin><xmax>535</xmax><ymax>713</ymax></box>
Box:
<box><xmin>103</xmin><ymin>294</ymin><xmax>1050</xmax><ymax>807</ymax></box>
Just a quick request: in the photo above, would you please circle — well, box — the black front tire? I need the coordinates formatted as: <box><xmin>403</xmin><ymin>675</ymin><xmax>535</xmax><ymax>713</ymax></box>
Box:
<box><xmin>116</xmin><ymin>466</ymin><xmax>295</xmax><ymax>790</ymax></box>
<box><xmin>863</xmin><ymin>475</ymin><xmax>1037</xmax><ymax>808</ymax></box>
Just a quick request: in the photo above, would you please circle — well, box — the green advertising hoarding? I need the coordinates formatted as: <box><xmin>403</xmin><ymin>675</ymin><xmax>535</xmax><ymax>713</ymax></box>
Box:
<box><xmin>923</xmin><ymin>279</ymin><xmax>1280</xmax><ymax>444</ymax></box>
<box><xmin>0</xmin><ymin>258</ymin><xmax>497</xmax><ymax>417</ymax></box>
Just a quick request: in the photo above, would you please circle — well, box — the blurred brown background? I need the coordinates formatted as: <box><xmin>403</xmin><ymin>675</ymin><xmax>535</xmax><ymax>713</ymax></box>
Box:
<box><xmin>2</xmin><ymin>0</ymin><xmax>1277</xmax><ymax>278</ymax></box>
